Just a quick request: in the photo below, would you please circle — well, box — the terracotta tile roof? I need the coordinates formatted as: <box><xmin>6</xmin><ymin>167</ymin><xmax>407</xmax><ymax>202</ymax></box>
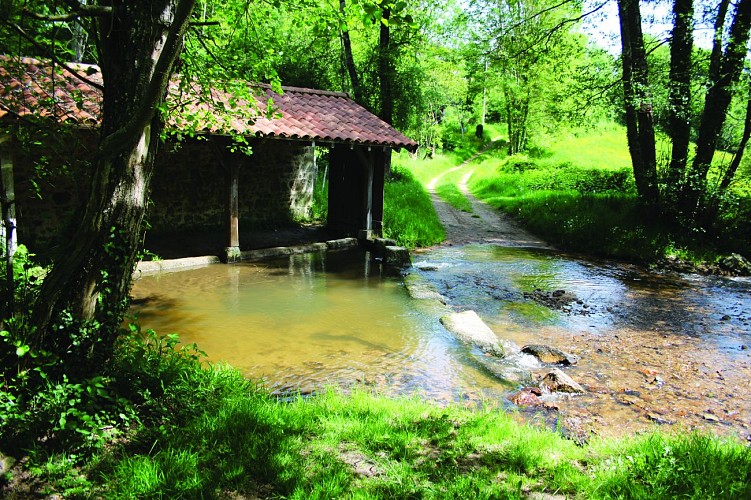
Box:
<box><xmin>0</xmin><ymin>56</ymin><xmax>418</xmax><ymax>151</ymax></box>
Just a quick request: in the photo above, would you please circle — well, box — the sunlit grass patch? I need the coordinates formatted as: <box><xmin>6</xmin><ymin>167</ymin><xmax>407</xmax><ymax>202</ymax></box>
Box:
<box><xmin>585</xmin><ymin>432</ymin><xmax>751</xmax><ymax>499</ymax></box>
<box><xmin>383</xmin><ymin>167</ymin><xmax>445</xmax><ymax>248</ymax></box>
<box><xmin>539</xmin><ymin>126</ymin><xmax>633</xmax><ymax>170</ymax></box>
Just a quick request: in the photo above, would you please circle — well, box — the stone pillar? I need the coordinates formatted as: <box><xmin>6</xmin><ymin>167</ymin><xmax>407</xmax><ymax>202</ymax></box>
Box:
<box><xmin>225</xmin><ymin>162</ymin><xmax>241</xmax><ymax>262</ymax></box>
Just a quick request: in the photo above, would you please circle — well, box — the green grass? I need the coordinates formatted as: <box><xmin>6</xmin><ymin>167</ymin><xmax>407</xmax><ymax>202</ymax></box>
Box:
<box><xmin>383</xmin><ymin>167</ymin><xmax>445</xmax><ymax>248</ymax></box>
<box><xmin>4</xmin><ymin>322</ymin><xmax>751</xmax><ymax>498</ymax></box>
<box><xmin>393</xmin><ymin>149</ymin><xmax>471</xmax><ymax>186</ymax></box>
<box><xmin>533</xmin><ymin>125</ymin><xmax>634</xmax><ymax>170</ymax></box>
<box><xmin>436</xmin><ymin>183</ymin><xmax>473</xmax><ymax>212</ymax></box>
<box><xmin>464</xmin><ymin>125</ymin><xmax>751</xmax><ymax>263</ymax></box>
<box><xmin>11</xmin><ymin>331</ymin><xmax>751</xmax><ymax>498</ymax></box>
<box><xmin>389</xmin><ymin>124</ymin><xmax>505</xmax><ymax>220</ymax></box>
<box><xmin>393</xmin><ymin>123</ymin><xmax>504</xmax><ymax>186</ymax></box>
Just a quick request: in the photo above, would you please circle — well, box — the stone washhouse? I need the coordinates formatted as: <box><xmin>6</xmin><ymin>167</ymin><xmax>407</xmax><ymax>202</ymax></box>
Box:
<box><xmin>0</xmin><ymin>56</ymin><xmax>418</xmax><ymax>263</ymax></box>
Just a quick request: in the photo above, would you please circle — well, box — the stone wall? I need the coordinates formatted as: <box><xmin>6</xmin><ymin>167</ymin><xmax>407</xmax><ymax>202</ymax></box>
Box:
<box><xmin>12</xmin><ymin>128</ymin><xmax>97</xmax><ymax>252</ymax></box>
<box><xmin>10</xmin><ymin>131</ymin><xmax>318</xmax><ymax>254</ymax></box>
<box><xmin>143</xmin><ymin>138</ymin><xmax>317</xmax><ymax>234</ymax></box>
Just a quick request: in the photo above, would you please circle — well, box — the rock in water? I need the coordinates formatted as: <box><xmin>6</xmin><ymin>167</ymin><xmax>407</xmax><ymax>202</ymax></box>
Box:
<box><xmin>521</xmin><ymin>344</ymin><xmax>578</xmax><ymax>365</ymax></box>
<box><xmin>404</xmin><ymin>274</ymin><xmax>449</xmax><ymax>303</ymax></box>
<box><xmin>509</xmin><ymin>387</ymin><xmax>544</xmax><ymax>407</ymax></box>
<box><xmin>440</xmin><ymin>310</ymin><xmax>504</xmax><ymax>357</ymax></box>
<box><xmin>476</xmin><ymin>356</ymin><xmax>532</xmax><ymax>385</ymax></box>
<box><xmin>539</xmin><ymin>368</ymin><xmax>585</xmax><ymax>394</ymax></box>
<box><xmin>384</xmin><ymin>246</ymin><xmax>411</xmax><ymax>268</ymax></box>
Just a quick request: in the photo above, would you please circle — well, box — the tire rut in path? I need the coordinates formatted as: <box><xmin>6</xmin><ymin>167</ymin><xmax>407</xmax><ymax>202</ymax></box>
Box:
<box><xmin>426</xmin><ymin>155</ymin><xmax>551</xmax><ymax>249</ymax></box>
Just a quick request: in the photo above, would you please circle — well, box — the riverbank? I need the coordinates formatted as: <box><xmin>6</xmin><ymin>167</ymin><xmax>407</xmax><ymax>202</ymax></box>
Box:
<box><xmin>408</xmin><ymin>147</ymin><xmax>751</xmax><ymax>442</ymax></box>
<box><xmin>4</xmin><ymin>337</ymin><xmax>750</xmax><ymax>498</ymax></box>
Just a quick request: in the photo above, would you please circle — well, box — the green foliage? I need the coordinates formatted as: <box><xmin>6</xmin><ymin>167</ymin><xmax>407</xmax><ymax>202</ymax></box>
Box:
<box><xmin>589</xmin><ymin>433</ymin><xmax>751</xmax><ymax>498</ymax></box>
<box><xmin>0</xmin><ymin>325</ymin><xmax>132</xmax><ymax>455</ymax></box>
<box><xmin>383</xmin><ymin>166</ymin><xmax>445</xmax><ymax>248</ymax></box>
<box><xmin>0</xmin><ymin>245</ymin><xmax>46</xmax><ymax>312</ymax></box>
<box><xmin>495</xmin><ymin>154</ymin><xmax>635</xmax><ymax>194</ymax></box>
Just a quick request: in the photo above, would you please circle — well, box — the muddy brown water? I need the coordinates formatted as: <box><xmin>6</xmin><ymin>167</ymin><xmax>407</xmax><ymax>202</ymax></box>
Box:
<box><xmin>130</xmin><ymin>245</ymin><xmax>751</xmax><ymax>442</ymax></box>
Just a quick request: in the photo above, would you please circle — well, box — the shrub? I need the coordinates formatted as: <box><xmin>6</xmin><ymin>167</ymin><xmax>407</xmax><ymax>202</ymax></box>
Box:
<box><xmin>497</xmin><ymin>154</ymin><xmax>540</xmax><ymax>173</ymax></box>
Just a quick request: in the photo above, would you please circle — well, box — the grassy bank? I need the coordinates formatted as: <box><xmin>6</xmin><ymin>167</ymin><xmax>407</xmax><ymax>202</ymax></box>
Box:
<box><xmin>383</xmin><ymin>167</ymin><xmax>445</xmax><ymax>248</ymax></box>
<box><xmin>3</xmin><ymin>330</ymin><xmax>750</xmax><ymax>498</ymax></box>
<box><xmin>467</xmin><ymin>127</ymin><xmax>751</xmax><ymax>264</ymax></box>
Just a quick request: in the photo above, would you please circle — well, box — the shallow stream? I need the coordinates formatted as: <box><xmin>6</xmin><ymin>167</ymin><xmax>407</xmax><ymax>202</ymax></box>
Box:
<box><xmin>130</xmin><ymin>245</ymin><xmax>751</xmax><ymax>441</ymax></box>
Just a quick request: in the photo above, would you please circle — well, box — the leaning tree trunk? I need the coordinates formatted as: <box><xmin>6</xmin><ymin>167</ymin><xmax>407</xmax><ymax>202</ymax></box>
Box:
<box><xmin>617</xmin><ymin>0</ymin><xmax>659</xmax><ymax>207</ymax></box>
<box><xmin>703</xmin><ymin>78</ymin><xmax>751</xmax><ymax>224</ymax></box>
<box><xmin>683</xmin><ymin>0</ymin><xmax>751</xmax><ymax>218</ymax></box>
<box><xmin>30</xmin><ymin>0</ymin><xmax>195</xmax><ymax>367</ymax></box>
<box><xmin>718</xmin><ymin>83</ymin><xmax>751</xmax><ymax>194</ymax></box>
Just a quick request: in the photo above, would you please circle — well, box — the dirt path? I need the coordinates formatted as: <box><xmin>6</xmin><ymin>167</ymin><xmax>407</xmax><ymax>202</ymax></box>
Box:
<box><xmin>426</xmin><ymin>153</ymin><xmax>550</xmax><ymax>249</ymax></box>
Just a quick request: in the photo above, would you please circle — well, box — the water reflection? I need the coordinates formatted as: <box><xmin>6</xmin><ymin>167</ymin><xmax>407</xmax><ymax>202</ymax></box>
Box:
<box><xmin>131</xmin><ymin>245</ymin><xmax>751</xmax><ymax>440</ymax></box>
<box><xmin>130</xmin><ymin>250</ymin><xmax>506</xmax><ymax>400</ymax></box>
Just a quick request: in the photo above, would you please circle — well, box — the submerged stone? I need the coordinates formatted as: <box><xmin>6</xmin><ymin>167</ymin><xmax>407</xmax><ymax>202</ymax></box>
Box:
<box><xmin>404</xmin><ymin>274</ymin><xmax>448</xmax><ymax>304</ymax></box>
<box><xmin>440</xmin><ymin>310</ymin><xmax>504</xmax><ymax>357</ymax></box>
<box><xmin>521</xmin><ymin>344</ymin><xmax>578</xmax><ymax>365</ymax></box>
<box><xmin>476</xmin><ymin>356</ymin><xmax>532</xmax><ymax>385</ymax></box>
<box><xmin>509</xmin><ymin>387</ymin><xmax>544</xmax><ymax>407</ymax></box>
<box><xmin>539</xmin><ymin>368</ymin><xmax>585</xmax><ymax>394</ymax></box>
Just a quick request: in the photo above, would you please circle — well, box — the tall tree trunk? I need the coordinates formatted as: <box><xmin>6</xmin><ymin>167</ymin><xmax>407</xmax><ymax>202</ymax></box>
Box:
<box><xmin>378</xmin><ymin>6</ymin><xmax>394</xmax><ymax>125</ymax></box>
<box><xmin>665</xmin><ymin>0</ymin><xmax>694</xmax><ymax>194</ymax></box>
<box><xmin>30</xmin><ymin>0</ymin><xmax>195</xmax><ymax>366</ymax></box>
<box><xmin>684</xmin><ymin>0</ymin><xmax>751</xmax><ymax>216</ymax></box>
<box><xmin>708</xmin><ymin>0</ymin><xmax>731</xmax><ymax>86</ymax></box>
<box><xmin>339</xmin><ymin>0</ymin><xmax>363</xmax><ymax>104</ymax></box>
<box><xmin>617</xmin><ymin>0</ymin><xmax>659</xmax><ymax>207</ymax></box>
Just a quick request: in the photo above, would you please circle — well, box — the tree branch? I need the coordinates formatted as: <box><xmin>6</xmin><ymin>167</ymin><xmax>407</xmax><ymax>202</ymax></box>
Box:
<box><xmin>97</xmin><ymin>0</ymin><xmax>197</xmax><ymax>159</ymax></box>
<box><xmin>23</xmin><ymin>4</ymin><xmax>112</xmax><ymax>22</ymax></box>
<box><xmin>0</xmin><ymin>18</ymin><xmax>105</xmax><ymax>92</ymax></box>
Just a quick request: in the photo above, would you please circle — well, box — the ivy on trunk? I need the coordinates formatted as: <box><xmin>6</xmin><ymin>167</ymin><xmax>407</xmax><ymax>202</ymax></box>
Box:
<box><xmin>30</xmin><ymin>0</ymin><xmax>196</xmax><ymax>367</ymax></box>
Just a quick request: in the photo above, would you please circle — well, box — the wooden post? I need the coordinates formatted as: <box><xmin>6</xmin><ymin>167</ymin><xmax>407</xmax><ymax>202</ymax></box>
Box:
<box><xmin>225</xmin><ymin>162</ymin><xmax>241</xmax><ymax>262</ymax></box>
<box><xmin>363</xmin><ymin>150</ymin><xmax>374</xmax><ymax>232</ymax></box>
<box><xmin>372</xmin><ymin>148</ymin><xmax>388</xmax><ymax>236</ymax></box>
<box><xmin>354</xmin><ymin>146</ymin><xmax>374</xmax><ymax>241</ymax></box>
